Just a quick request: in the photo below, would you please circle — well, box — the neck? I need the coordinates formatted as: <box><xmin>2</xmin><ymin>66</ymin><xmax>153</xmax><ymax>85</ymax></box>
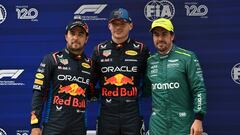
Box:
<box><xmin>112</xmin><ymin>36</ymin><xmax>129</xmax><ymax>44</ymax></box>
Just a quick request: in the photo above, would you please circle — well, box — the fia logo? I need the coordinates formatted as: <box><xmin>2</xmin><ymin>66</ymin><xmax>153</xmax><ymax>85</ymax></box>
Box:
<box><xmin>0</xmin><ymin>4</ymin><xmax>7</xmax><ymax>24</ymax></box>
<box><xmin>144</xmin><ymin>0</ymin><xmax>175</xmax><ymax>21</ymax></box>
<box><xmin>16</xmin><ymin>6</ymin><xmax>38</xmax><ymax>21</ymax></box>
<box><xmin>231</xmin><ymin>63</ymin><xmax>240</xmax><ymax>85</ymax></box>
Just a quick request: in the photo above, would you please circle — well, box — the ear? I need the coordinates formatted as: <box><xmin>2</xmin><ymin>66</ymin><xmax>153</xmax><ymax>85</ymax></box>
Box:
<box><xmin>85</xmin><ymin>36</ymin><xmax>89</xmax><ymax>44</ymax></box>
<box><xmin>129</xmin><ymin>23</ymin><xmax>133</xmax><ymax>30</ymax></box>
<box><xmin>65</xmin><ymin>34</ymin><xmax>67</xmax><ymax>41</ymax></box>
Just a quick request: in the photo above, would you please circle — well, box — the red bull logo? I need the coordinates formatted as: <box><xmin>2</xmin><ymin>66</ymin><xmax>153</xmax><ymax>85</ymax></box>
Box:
<box><xmin>58</xmin><ymin>83</ymin><xmax>85</xmax><ymax>97</ymax></box>
<box><xmin>53</xmin><ymin>96</ymin><xmax>86</xmax><ymax>109</ymax></box>
<box><xmin>102</xmin><ymin>87</ymin><xmax>137</xmax><ymax>97</ymax></box>
<box><xmin>104</xmin><ymin>74</ymin><xmax>134</xmax><ymax>86</ymax></box>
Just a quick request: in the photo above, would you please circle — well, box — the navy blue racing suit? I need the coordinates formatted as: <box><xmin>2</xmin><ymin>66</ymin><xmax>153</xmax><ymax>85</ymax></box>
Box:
<box><xmin>31</xmin><ymin>49</ymin><xmax>93</xmax><ymax>135</ymax></box>
<box><xmin>91</xmin><ymin>38</ymin><xmax>150</xmax><ymax>135</ymax></box>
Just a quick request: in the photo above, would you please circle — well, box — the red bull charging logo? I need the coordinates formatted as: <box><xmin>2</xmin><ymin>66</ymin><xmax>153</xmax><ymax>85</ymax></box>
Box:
<box><xmin>104</xmin><ymin>73</ymin><xmax>134</xmax><ymax>86</ymax></box>
<box><xmin>58</xmin><ymin>83</ymin><xmax>85</xmax><ymax>97</ymax></box>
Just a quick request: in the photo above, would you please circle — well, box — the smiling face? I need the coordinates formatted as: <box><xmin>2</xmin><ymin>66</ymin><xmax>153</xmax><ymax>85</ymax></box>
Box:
<box><xmin>65</xmin><ymin>26</ymin><xmax>88</xmax><ymax>55</ymax></box>
<box><xmin>152</xmin><ymin>27</ymin><xmax>174</xmax><ymax>54</ymax></box>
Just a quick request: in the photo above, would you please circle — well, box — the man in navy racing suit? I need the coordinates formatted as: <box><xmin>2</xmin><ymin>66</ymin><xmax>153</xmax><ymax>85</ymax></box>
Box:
<box><xmin>91</xmin><ymin>8</ymin><xmax>150</xmax><ymax>135</ymax></box>
<box><xmin>30</xmin><ymin>19</ymin><xmax>93</xmax><ymax>135</ymax></box>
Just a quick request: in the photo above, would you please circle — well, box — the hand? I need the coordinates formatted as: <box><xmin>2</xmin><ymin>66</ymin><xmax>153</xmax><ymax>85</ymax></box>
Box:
<box><xmin>31</xmin><ymin>128</ymin><xmax>42</xmax><ymax>135</ymax></box>
<box><xmin>190</xmin><ymin>119</ymin><xmax>203</xmax><ymax>135</ymax></box>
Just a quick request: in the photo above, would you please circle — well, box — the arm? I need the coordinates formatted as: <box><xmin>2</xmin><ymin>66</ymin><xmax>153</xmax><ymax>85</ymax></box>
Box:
<box><xmin>31</xmin><ymin>54</ymin><xmax>53</xmax><ymax>130</ymax></box>
<box><xmin>187</xmin><ymin>53</ymin><xmax>207</xmax><ymax>134</ymax></box>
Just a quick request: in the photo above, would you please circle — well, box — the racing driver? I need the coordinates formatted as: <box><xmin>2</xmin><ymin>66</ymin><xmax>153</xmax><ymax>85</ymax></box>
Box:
<box><xmin>30</xmin><ymin>19</ymin><xmax>93</xmax><ymax>135</ymax></box>
<box><xmin>91</xmin><ymin>8</ymin><xmax>150</xmax><ymax>135</ymax></box>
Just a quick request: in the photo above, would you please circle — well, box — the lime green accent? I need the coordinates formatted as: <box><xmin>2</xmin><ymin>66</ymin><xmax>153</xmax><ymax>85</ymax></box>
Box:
<box><xmin>175</xmin><ymin>50</ymin><xmax>191</xmax><ymax>57</ymax></box>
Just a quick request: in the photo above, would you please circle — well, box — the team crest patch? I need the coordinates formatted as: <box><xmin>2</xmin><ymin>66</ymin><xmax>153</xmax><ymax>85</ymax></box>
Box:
<box><xmin>60</xmin><ymin>59</ymin><xmax>68</xmax><ymax>65</ymax></box>
<box><xmin>103</xmin><ymin>50</ymin><xmax>111</xmax><ymax>57</ymax></box>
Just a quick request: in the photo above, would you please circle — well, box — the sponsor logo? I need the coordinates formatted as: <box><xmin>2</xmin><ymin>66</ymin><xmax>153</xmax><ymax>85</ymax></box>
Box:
<box><xmin>31</xmin><ymin>111</ymin><xmax>38</xmax><ymax>124</ymax></box>
<box><xmin>152</xmin><ymin>82</ymin><xmax>180</xmax><ymax>90</ymax></box>
<box><xmin>125</xmin><ymin>50</ymin><xmax>138</xmax><ymax>56</ymax></box>
<box><xmin>35</xmin><ymin>73</ymin><xmax>44</xmax><ymax>79</ymax></box>
<box><xmin>197</xmin><ymin>93</ymin><xmax>202</xmax><ymax>110</ymax></box>
<box><xmin>57</xmin><ymin>66</ymin><xmax>71</xmax><ymax>70</ymax></box>
<box><xmin>102</xmin><ymin>87</ymin><xmax>137</xmax><ymax>97</ymax></box>
<box><xmin>178</xmin><ymin>112</ymin><xmax>187</xmax><ymax>117</ymax></box>
<box><xmin>60</xmin><ymin>58</ymin><xmax>68</xmax><ymax>65</ymax></box>
<box><xmin>231</xmin><ymin>63</ymin><xmax>240</xmax><ymax>85</ymax></box>
<box><xmin>16</xmin><ymin>5</ymin><xmax>38</xmax><ymax>21</ymax></box>
<box><xmin>103</xmin><ymin>50</ymin><xmax>111</xmax><ymax>57</ymax></box>
<box><xmin>185</xmin><ymin>2</ymin><xmax>208</xmax><ymax>18</ymax></box>
<box><xmin>82</xmin><ymin>62</ymin><xmax>90</xmax><ymax>69</ymax></box>
<box><xmin>57</xmin><ymin>75</ymin><xmax>89</xmax><ymax>85</ymax></box>
<box><xmin>33</xmin><ymin>84</ymin><xmax>41</xmax><ymax>90</ymax></box>
<box><xmin>144</xmin><ymin>0</ymin><xmax>175</xmax><ymax>21</ymax></box>
<box><xmin>34</xmin><ymin>79</ymin><xmax>43</xmax><ymax>85</ymax></box>
<box><xmin>104</xmin><ymin>74</ymin><xmax>134</xmax><ymax>86</ymax></box>
<box><xmin>53</xmin><ymin>96</ymin><xmax>86</xmax><ymax>109</ymax></box>
<box><xmin>101</xmin><ymin>66</ymin><xmax>137</xmax><ymax>73</ymax></box>
<box><xmin>124</xmin><ymin>59</ymin><xmax>138</xmax><ymax>62</ymax></box>
<box><xmin>58</xmin><ymin>83</ymin><xmax>85</xmax><ymax>97</ymax></box>
<box><xmin>0</xmin><ymin>128</ymin><xmax>7</xmax><ymax>135</ymax></box>
<box><xmin>0</xmin><ymin>69</ymin><xmax>25</xmax><ymax>86</ymax></box>
<box><xmin>0</xmin><ymin>4</ymin><xmax>7</xmax><ymax>24</ymax></box>
<box><xmin>100</xmin><ymin>58</ymin><xmax>113</xmax><ymax>62</ymax></box>
<box><xmin>74</xmin><ymin>4</ymin><xmax>107</xmax><ymax>21</ymax></box>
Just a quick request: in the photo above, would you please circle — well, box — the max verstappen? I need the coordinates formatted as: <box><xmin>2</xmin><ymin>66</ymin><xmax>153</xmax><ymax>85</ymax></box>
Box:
<box><xmin>91</xmin><ymin>8</ymin><xmax>150</xmax><ymax>135</ymax></box>
<box><xmin>30</xmin><ymin>19</ymin><xmax>93</xmax><ymax>135</ymax></box>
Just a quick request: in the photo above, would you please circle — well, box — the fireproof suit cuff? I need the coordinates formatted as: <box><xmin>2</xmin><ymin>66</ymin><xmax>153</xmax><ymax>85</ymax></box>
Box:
<box><xmin>31</xmin><ymin>123</ymin><xmax>40</xmax><ymax>129</ymax></box>
<box><xmin>194</xmin><ymin>113</ymin><xmax>204</xmax><ymax>121</ymax></box>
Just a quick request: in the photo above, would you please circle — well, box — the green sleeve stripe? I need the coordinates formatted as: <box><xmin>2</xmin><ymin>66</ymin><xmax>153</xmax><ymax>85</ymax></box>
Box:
<box><xmin>175</xmin><ymin>50</ymin><xmax>191</xmax><ymax>57</ymax></box>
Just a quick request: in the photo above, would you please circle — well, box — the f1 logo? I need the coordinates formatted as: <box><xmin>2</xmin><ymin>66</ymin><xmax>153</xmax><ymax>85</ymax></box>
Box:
<box><xmin>75</xmin><ymin>4</ymin><xmax>107</xmax><ymax>15</ymax></box>
<box><xmin>0</xmin><ymin>69</ymin><xmax>24</xmax><ymax>79</ymax></box>
<box><xmin>231</xmin><ymin>63</ymin><xmax>240</xmax><ymax>84</ymax></box>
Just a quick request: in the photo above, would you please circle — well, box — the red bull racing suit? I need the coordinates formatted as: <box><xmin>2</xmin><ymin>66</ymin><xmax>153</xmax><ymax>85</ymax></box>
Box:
<box><xmin>91</xmin><ymin>38</ymin><xmax>150</xmax><ymax>135</ymax></box>
<box><xmin>31</xmin><ymin>49</ymin><xmax>93</xmax><ymax>135</ymax></box>
<box><xmin>145</xmin><ymin>45</ymin><xmax>207</xmax><ymax>135</ymax></box>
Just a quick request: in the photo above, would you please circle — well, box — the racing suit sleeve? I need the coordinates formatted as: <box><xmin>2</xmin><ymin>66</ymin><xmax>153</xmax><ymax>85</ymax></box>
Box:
<box><xmin>90</xmin><ymin>46</ymin><xmax>101</xmax><ymax>99</ymax></box>
<box><xmin>31</xmin><ymin>54</ymin><xmax>54</xmax><ymax>129</ymax></box>
<box><xmin>142</xmin><ymin>51</ymin><xmax>151</xmax><ymax>97</ymax></box>
<box><xmin>186</xmin><ymin>52</ymin><xmax>207</xmax><ymax>121</ymax></box>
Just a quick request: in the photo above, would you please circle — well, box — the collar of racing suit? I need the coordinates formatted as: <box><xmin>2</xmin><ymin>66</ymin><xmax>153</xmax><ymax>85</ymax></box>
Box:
<box><xmin>110</xmin><ymin>38</ymin><xmax>131</xmax><ymax>49</ymax></box>
<box><xmin>64</xmin><ymin>48</ymin><xmax>86</xmax><ymax>61</ymax></box>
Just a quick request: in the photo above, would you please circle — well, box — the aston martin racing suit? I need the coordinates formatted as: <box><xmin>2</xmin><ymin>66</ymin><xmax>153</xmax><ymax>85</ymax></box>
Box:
<box><xmin>31</xmin><ymin>49</ymin><xmax>93</xmax><ymax>135</ymax></box>
<box><xmin>91</xmin><ymin>38</ymin><xmax>149</xmax><ymax>135</ymax></box>
<box><xmin>145</xmin><ymin>45</ymin><xmax>207</xmax><ymax>135</ymax></box>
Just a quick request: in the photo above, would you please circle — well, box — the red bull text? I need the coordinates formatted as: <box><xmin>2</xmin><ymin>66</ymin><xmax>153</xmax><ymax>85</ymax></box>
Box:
<box><xmin>102</xmin><ymin>87</ymin><xmax>137</xmax><ymax>97</ymax></box>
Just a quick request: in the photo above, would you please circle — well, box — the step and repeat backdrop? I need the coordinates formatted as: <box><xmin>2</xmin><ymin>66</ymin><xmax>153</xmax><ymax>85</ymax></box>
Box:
<box><xmin>0</xmin><ymin>0</ymin><xmax>240</xmax><ymax>135</ymax></box>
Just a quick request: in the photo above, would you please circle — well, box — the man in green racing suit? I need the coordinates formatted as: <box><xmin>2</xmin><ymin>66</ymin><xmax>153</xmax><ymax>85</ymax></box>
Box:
<box><xmin>145</xmin><ymin>18</ymin><xmax>207</xmax><ymax>135</ymax></box>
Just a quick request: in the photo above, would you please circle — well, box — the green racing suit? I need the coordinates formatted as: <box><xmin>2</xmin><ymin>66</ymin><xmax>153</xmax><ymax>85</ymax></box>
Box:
<box><xmin>145</xmin><ymin>45</ymin><xmax>207</xmax><ymax>135</ymax></box>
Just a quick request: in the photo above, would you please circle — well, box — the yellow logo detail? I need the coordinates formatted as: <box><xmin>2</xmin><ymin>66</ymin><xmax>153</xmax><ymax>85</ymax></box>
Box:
<box><xmin>125</xmin><ymin>50</ymin><xmax>138</xmax><ymax>56</ymax></box>
<box><xmin>82</xmin><ymin>63</ymin><xmax>90</xmax><ymax>68</ymax></box>
<box><xmin>35</xmin><ymin>73</ymin><xmax>44</xmax><ymax>79</ymax></box>
<box><xmin>34</xmin><ymin>79</ymin><xmax>43</xmax><ymax>85</ymax></box>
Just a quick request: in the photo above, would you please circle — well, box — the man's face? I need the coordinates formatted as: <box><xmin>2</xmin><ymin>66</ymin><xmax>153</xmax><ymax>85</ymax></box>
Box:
<box><xmin>108</xmin><ymin>19</ymin><xmax>133</xmax><ymax>40</ymax></box>
<box><xmin>65</xmin><ymin>26</ymin><xmax>88</xmax><ymax>54</ymax></box>
<box><xmin>152</xmin><ymin>27</ymin><xmax>174</xmax><ymax>54</ymax></box>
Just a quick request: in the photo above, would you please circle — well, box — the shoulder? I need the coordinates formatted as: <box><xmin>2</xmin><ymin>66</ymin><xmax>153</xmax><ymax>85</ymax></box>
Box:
<box><xmin>173</xmin><ymin>45</ymin><xmax>196</xmax><ymax>58</ymax></box>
